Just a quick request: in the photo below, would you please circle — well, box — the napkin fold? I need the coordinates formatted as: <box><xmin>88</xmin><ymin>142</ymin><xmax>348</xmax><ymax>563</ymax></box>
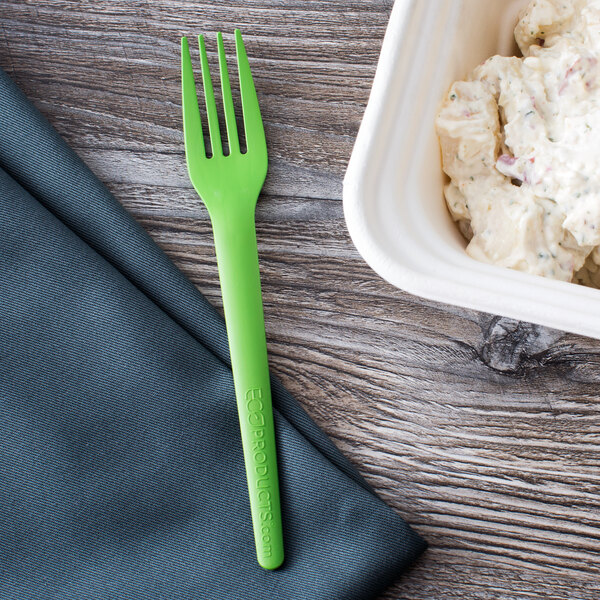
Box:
<box><xmin>0</xmin><ymin>66</ymin><xmax>426</xmax><ymax>600</ymax></box>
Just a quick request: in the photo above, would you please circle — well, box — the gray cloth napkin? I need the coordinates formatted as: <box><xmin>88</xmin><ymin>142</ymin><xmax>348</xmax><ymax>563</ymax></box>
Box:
<box><xmin>0</xmin><ymin>66</ymin><xmax>426</xmax><ymax>600</ymax></box>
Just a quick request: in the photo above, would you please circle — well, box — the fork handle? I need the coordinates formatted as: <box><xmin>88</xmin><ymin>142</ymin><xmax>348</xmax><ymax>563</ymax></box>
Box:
<box><xmin>210</xmin><ymin>205</ymin><xmax>284</xmax><ymax>571</ymax></box>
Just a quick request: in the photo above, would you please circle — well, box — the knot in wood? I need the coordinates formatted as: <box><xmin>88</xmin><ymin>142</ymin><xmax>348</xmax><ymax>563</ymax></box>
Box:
<box><xmin>478</xmin><ymin>316</ymin><xmax>563</xmax><ymax>375</ymax></box>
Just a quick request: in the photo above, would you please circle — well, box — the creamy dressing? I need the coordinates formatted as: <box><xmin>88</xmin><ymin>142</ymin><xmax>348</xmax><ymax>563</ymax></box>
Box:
<box><xmin>436</xmin><ymin>0</ymin><xmax>600</xmax><ymax>286</ymax></box>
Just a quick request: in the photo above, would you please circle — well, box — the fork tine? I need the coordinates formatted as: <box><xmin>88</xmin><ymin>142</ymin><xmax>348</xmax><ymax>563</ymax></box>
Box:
<box><xmin>181</xmin><ymin>37</ymin><xmax>205</xmax><ymax>158</ymax></box>
<box><xmin>235</xmin><ymin>30</ymin><xmax>266</xmax><ymax>153</ymax></box>
<box><xmin>198</xmin><ymin>35</ymin><xmax>223</xmax><ymax>157</ymax></box>
<box><xmin>217</xmin><ymin>32</ymin><xmax>240</xmax><ymax>155</ymax></box>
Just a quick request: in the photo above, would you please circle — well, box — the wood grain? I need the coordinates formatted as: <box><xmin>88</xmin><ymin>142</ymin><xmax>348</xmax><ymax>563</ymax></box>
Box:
<box><xmin>2</xmin><ymin>1</ymin><xmax>600</xmax><ymax>598</ymax></box>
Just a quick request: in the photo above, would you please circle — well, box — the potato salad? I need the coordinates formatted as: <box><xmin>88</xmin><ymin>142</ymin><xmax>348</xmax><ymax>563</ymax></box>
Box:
<box><xmin>436</xmin><ymin>0</ymin><xmax>600</xmax><ymax>286</ymax></box>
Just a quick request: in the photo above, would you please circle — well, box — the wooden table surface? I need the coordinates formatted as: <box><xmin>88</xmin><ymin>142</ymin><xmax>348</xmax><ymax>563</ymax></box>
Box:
<box><xmin>2</xmin><ymin>1</ymin><xmax>600</xmax><ymax>598</ymax></box>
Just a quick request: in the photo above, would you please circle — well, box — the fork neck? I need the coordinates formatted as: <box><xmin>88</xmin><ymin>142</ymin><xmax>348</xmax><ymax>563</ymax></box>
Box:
<box><xmin>206</xmin><ymin>195</ymin><xmax>257</xmax><ymax>229</ymax></box>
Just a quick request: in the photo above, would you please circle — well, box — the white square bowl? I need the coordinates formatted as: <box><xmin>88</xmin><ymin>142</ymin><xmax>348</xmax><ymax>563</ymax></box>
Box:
<box><xmin>343</xmin><ymin>0</ymin><xmax>600</xmax><ymax>339</ymax></box>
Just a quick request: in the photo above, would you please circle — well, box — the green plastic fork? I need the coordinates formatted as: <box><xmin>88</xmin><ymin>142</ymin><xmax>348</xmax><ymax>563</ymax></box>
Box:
<box><xmin>181</xmin><ymin>31</ymin><xmax>284</xmax><ymax>570</ymax></box>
